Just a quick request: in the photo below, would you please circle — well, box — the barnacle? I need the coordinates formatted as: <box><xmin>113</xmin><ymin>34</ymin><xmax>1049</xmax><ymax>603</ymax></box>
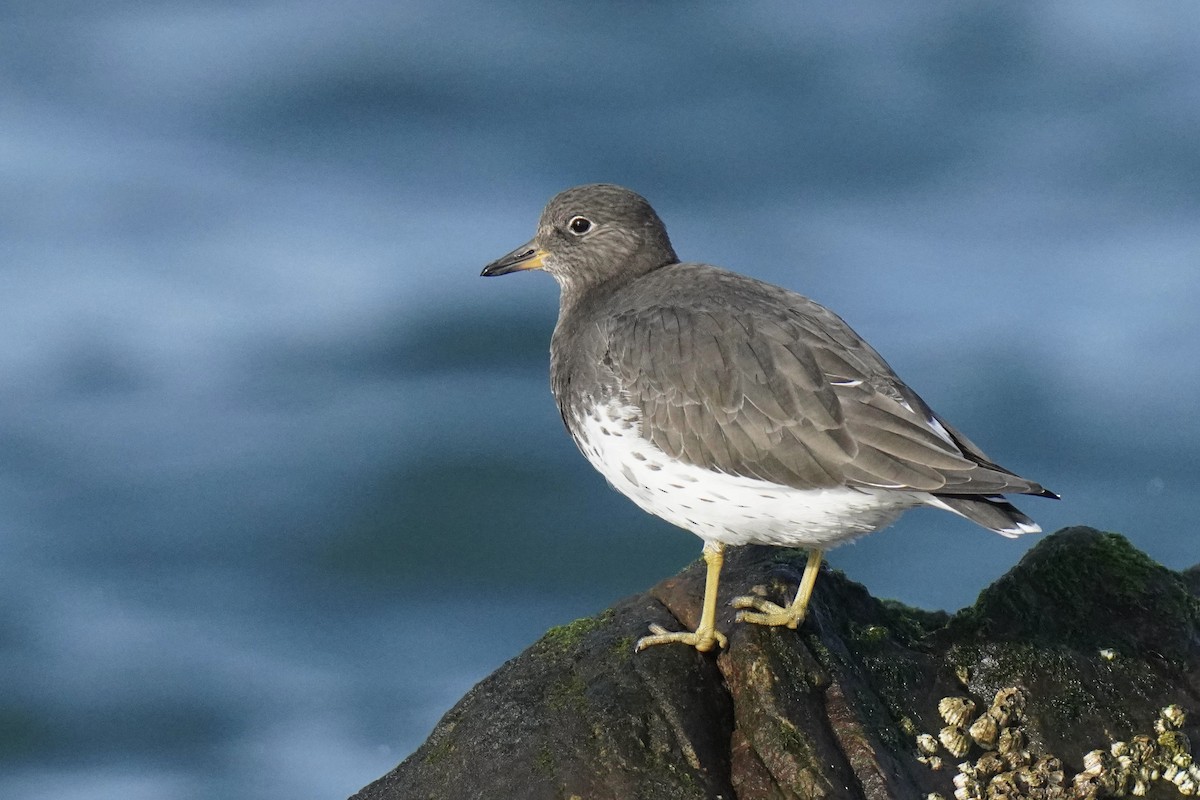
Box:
<box><xmin>918</xmin><ymin>691</ymin><xmax>1195</xmax><ymax>798</ymax></box>
<box><xmin>998</xmin><ymin>727</ymin><xmax>1026</xmax><ymax>755</ymax></box>
<box><xmin>1073</xmin><ymin>770</ymin><xmax>1108</xmax><ymax>799</ymax></box>
<box><xmin>1033</xmin><ymin>754</ymin><xmax>1065</xmax><ymax>786</ymax></box>
<box><xmin>940</xmin><ymin>696</ymin><xmax>978</xmax><ymax>727</ymax></box>
<box><xmin>917</xmin><ymin>733</ymin><xmax>941</xmax><ymax>756</ymax></box>
<box><xmin>952</xmin><ymin>769</ymin><xmax>981</xmax><ymax>800</ymax></box>
<box><xmin>1082</xmin><ymin>749</ymin><xmax>1111</xmax><ymax>775</ymax></box>
<box><xmin>1129</xmin><ymin>734</ymin><xmax>1158</xmax><ymax>765</ymax></box>
<box><xmin>941</xmin><ymin>725</ymin><xmax>972</xmax><ymax>758</ymax></box>
<box><xmin>989</xmin><ymin>687</ymin><xmax>1027</xmax><ymax>727</ymax></box>
<box><xmin>975</xmin><ymin>751</ymin><xmax>1007</xmax><ymax>779</ymax></box>
<box><xmin>917</xmin><ymin>732</ymin><xmax>945</xmax><ymax>769</ymax></box>
<box><xmin>968</xmin><ymin>713</ymin><xmax>999</xmax><ymax>750</ymax></box>
<box><xmin>1159</xmin><ymin>705</ymin><xmax>1187</xmax><ymax>732</ymax></box>
<box><xmin>1003</xmin><ymin>750</ymin><xmax>1033</xmax><ymax>773</ymax></box>
<box><xmin>989</xmin><ymin>769</ymin><xmax>1021</xmax><ymax>796</ymax></box>
<box><xmin>1172</xmin><ymin>767</ymin><xmax>1197</xmax><ymax>795</ymax></box>
<box><xmin>1160</xmin><ymin>730</ymin><xmax>1193</xmax><ymax>765</ymax></box>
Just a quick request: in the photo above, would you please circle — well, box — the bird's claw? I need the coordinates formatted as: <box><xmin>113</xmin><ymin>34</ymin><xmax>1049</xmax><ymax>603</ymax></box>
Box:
<box><xmin>731</xmin><ymin>594</ymin><xmax>805</xmax><ymax>629</ymax></box>
<box><xmin>635</xmin><ymin>622</ymin><xmax>727</xmax><ymax>652</ymax></box>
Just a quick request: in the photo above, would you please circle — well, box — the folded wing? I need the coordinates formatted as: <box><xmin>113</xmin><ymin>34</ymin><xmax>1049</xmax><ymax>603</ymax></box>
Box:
<box><xmin>604</xmin><ymin>293</ymin><xmax>1050</xmax><ymax>502</ymax></box>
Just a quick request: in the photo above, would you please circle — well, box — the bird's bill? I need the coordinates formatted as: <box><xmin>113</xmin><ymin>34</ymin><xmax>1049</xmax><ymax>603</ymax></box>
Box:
<box><xmin>481</xmin><ymin>242</ymin><xmax>548</xmax><ymax>276</ymax></box>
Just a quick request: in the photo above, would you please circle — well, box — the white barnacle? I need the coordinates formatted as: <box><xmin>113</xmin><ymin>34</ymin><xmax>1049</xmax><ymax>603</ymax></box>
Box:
<box><xmin>951</xmin><ymin>770</ymin><xmax>979</xmax><ymax>800</ymax></box>
<box><xmin>1083</xmin><ymin>749</ymin><xmax>1110</xmax><ymax>775</ymax></box>
<box><xmin>1172</xmin><ymin>767</ymin><xmax>1197</xmax><ymax>795</ymax></box>
<box><xmin>968</xmin><ymin>714</ymin><xmax>998</xmax><ymax>750</ymax></box>
<box><xmin>1160</xmin><ymin>704</ymin><xmax>1187</xmax><ymax>731</ymax></box>
<box><xmin>940</xmin><ymin>725</ymin><xmax>971</xmax><ymax>758</ymax></box>
<box><xmin>939</xmin><ymin>696</ymin><xmax>977</xmax><ymax>727</ymax></box>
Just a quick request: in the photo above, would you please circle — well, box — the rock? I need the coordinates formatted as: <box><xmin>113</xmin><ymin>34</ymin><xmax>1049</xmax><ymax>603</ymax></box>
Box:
<box><xmin>352</xmin><ymin>528</ymin><xmax>1200</xmax><ymax>800</ymax></box>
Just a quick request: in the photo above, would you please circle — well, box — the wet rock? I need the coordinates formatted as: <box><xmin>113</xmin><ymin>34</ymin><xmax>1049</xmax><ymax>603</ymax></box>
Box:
<box><xmin>352</xmin><ymin>527</ymin><xmax>1200</xmax><ymax>800</ymax></box>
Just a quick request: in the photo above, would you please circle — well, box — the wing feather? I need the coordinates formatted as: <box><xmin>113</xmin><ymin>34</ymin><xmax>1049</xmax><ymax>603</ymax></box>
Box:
<box><xmin>599</xmin><ymin>269</ymin><xmax>1045</xmax><ymax>497</ymax></box>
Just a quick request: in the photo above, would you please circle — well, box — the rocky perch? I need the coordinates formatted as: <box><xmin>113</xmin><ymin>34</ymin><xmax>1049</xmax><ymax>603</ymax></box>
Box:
<box><xmin>353</xmin><ymin>527</ymin><xmax>1200</xmax><ymax>800</ymax></box>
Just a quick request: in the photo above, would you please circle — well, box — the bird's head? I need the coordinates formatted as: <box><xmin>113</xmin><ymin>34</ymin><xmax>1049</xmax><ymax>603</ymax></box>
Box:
<box><xmin>482</xmin><ymin>183</ymin><xmax>678</xmax><ymax>293</ymax></box>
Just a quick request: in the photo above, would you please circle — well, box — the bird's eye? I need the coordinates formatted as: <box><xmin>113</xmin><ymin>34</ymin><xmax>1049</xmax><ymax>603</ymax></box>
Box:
<box><xmin>568</xmin><ymin>216</ymin><xmax>593</xmax><ymax>235</ymax></box>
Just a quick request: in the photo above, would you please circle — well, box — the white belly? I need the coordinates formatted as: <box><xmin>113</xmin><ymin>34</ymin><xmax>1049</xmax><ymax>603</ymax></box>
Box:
<box><xmin>571</xmin><ymin>400</ymin><xmax>923</xmax><ymax>548</ymax></box>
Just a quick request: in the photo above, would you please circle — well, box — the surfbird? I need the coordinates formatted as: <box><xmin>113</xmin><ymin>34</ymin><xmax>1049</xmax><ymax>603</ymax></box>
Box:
<box><xmin>482</xmin><ymin>183</ymin><xmax>1056</xmax><ymax>653</ymax></box>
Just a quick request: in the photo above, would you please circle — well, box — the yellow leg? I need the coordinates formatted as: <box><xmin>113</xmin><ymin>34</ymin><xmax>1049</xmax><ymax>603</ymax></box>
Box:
<box><xmin>636</xmin><ymin>542</ymin><xmax>729</xmax><ymax>652</ymax></box>
<box><xmin>732</xmin><ymin>549</ymin><xmax>823</xmax><ymax>630</ymax></box>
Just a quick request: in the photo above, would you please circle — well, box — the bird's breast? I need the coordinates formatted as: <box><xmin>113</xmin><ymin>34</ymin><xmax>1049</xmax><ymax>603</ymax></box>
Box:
<box><xmin>568</xmin><ymin>398</ymin><xmax>919</xmax><ymax>548</ymax></box>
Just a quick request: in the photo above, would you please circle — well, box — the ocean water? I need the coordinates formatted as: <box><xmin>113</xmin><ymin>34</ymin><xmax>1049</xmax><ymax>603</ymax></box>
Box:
<box><xmin>2</xmin><ymin>3</ymin><xmax>1198</xmax><ymax>798</ymax></box>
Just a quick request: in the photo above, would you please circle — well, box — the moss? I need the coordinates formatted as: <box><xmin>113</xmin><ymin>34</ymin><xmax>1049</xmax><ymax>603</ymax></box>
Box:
<box><xmin>769</xmin><ymin>546</ymin><xmax>811</xmax><ymax>564</ymax></box>
<box><xmin>761</xmin><ymin>630</ymin><xmax>829</xmax><ymax>689</ymax></box>
<box><xmin>858</xmin><ymin>653</ymin><xmax>927</xmax><ymax>735</ymax></box>
<box><xmin>770</xmin><ymin>717</ymin><xmax>833</xmax><ymax>796</ymax></box>
<box><xmin>610</xmin><ymin>635</ymin><xmax>636</xmax><ymax>659</ymax></box>
<box><xmin>537</xmin><ymin>609</ymin><xmax>615</xmax><ymax>656</ymax></box>
<box><xmin>533</xmin><ymin>742</ymin><xmax>556</xmax><ymax>777</ymax></box>
<box><xmin>950</xmin><ymin>528</ymin><xmax>1200</xmax><ymax>659</ymax></box>
<box><xmin>659</xmin><ymin>758</ymin><xmax>700</xmax><ymax>790</ymax></box>
<box><xmin>421</xmin><ymin>729</ymin><xmax>457</xmax><ymax>766</ymax></box>
<box><xmin>776</xmin><ymin>716</ymin><xmax>811</xmax><ymax>755</ymax></box>
<box><xmin>546</xmin><ymin>669</ymin><xmax>590</xmax><ymax>714</ymax></box>
<box><xmin>880</xmin><ymin>599</ymin><xmax>950</xmax><ymax>644</ymax></box>
<box><xmin>801</xmin><ymin>632</ymin><xmax>841</xmax><ymax>679</ymax></box>
<box><xmin>850</xmin><ymin>622</ymin><xmax>890</xmax><ymax>648</ymax></box>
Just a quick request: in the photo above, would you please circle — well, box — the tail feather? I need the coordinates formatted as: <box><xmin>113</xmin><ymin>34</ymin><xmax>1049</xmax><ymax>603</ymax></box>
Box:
<box><xmin>928</xmin><ymin>494</ymin><xmax>1042</xmax><ymax>538</ymax></box>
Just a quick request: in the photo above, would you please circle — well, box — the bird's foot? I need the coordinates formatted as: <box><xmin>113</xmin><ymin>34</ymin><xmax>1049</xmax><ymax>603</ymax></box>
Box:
<box><xmin>731</xmin><ymin>594</ymin><xmax>806</xmax><ymax>630</ymax></box>
<box><xmin>635</xmin><ymin>623</ymin><xmax>728</xmax><ymax>653</ymax></box>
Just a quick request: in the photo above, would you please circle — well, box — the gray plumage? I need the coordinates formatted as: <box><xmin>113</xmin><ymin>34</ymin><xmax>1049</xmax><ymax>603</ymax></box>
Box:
<box><xmin>483</xmin><ymin>183</ymin><xmax>1054</xmax><ymax>546</ymax></box>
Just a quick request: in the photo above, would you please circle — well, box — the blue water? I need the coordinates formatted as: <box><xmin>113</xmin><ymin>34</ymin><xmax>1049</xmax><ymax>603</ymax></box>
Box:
<box><xmin>3</xmin><ymin>3</ymin><xmax>1198</xmax><ymax>798</ymax></box>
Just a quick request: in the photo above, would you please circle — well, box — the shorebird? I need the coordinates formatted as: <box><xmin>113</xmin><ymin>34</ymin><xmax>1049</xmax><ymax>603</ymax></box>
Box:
<box><xmin>483</xmin><ymin>183</ymin><xmax>1055</xmax><ymax>652</ymax></box>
